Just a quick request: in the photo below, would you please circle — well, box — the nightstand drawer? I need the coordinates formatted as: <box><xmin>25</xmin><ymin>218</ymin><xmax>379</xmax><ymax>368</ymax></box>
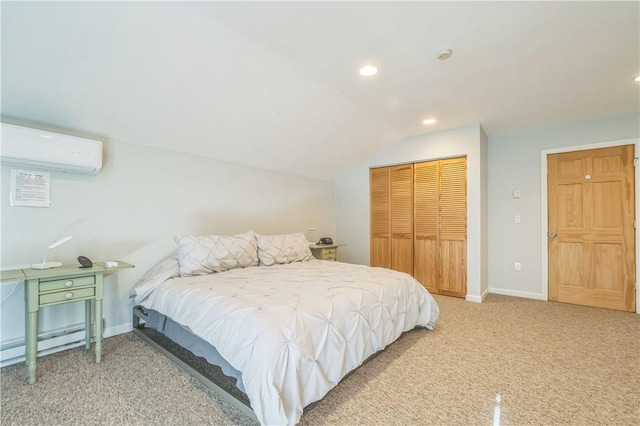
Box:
<box><xmin>39</xmin><ymin>276</ymin><xmax>95</xmax><ymax>293</ymax></box>
<box><xmin>39</xmin><ymin>288</ymin><xmax>95</xmax><ymax>305</ymax></box>
<box><xmin>323</xmin><ymin>248</ymin><xmax>336</xmax><ymax>260</ymax></box>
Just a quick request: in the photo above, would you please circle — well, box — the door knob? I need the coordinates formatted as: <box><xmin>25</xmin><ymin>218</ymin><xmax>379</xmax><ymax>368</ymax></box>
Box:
<box><xmin>548</xmin><ymin>232</ymin><xmax>558</xmax><ymax>239</ymax></box>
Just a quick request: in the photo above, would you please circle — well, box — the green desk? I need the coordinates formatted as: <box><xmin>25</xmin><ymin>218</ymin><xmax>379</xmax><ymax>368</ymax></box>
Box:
<box><xmin>1</xmin><ymin>261</ymin><xmax>134</xmax><ymax>384</ymax></box>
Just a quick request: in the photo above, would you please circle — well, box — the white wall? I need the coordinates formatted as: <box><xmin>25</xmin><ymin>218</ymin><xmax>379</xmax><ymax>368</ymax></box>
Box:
<box><xmin>335</xmin><ymin>124</ymin><xmax>487</xmax><ymax>302</ymax></box>
<box><xmin>480</xmin><ymin>127</ymin><xmax>489</xmax><ymax>296</ymax></box>
<box><xmin>0</xmin><ymin>137</ymin><xmax>335</xmax><ymax>352</ymax></box>
<box><xmin>487</xmin><ymin>112</ymin><xmax>640</xmax><ymax>299</ymax></box>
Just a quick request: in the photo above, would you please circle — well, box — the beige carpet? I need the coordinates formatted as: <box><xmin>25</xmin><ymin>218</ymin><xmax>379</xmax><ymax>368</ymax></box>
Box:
<box><xmin>2</xmin><ymin>294</ymin><xmax>639</xmax><ymax>425</ymax></box>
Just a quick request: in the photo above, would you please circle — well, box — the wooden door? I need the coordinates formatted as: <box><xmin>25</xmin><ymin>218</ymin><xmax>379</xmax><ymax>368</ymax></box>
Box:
<box><xmin>439</xmin><ymin>158</ymin><xmax>467</xmax><ymax>297</ymax></box>
<box><xmin>390</xmin><ymin>164</ymin><xmax>414</xmax><ymax>275</ymax></box>
<box><xmin>370</xmin><ymin>167</ymin><xmax>390</xmax><ymax>268</ymax></box>
<box><xmin>414</xmin><ymin>157</ymin><xmax>467</xmax><ymax>297</ymax></box>
<box><xmin>548</xmin><ymin>145</ymin><xmax>636</xmax><ymax>312</ymax></box>
<box><xmin>414</xmin><ymin>161</ymin><xmax>439</xmax><ymax>294</ymax></box>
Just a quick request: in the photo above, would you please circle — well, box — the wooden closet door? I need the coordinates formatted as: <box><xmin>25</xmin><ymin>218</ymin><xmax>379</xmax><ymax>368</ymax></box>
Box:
<box><xmin>370</xmin><ymin>167</ymin><xmax>391</xmax><ymax>268</ymax></box>
<box><xmin>414</xmin><ymin>161</ymin><xmax>439</xmax><ymax>294</ymax></box>
<box><xmin>390</xmin><ymin>164</ymin><xmax>414</xmax><ymax>275</ymax></box>
<box><xmin>439</xmin><ymin>157</ymin><xmax>467</xmax><ymax>297</ymax></box>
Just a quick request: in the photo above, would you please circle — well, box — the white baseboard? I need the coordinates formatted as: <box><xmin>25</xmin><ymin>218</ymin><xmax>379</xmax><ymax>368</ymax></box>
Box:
<box><xmin>466</xmin><ymin>287</ymin><xmax>489</xmax><ymax>303</ymax></box>
<box><xmin>488</xmin><ymin>287</ymin><xmax>547</xmax><ymax>301</ymax></box>
<box><xmin>0</xmin><ymin>321</ymin><xmax>133</xmax><ymax>368</ymax></box>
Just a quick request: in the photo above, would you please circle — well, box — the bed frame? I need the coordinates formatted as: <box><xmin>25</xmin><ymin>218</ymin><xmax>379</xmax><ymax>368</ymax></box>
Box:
<box><xmin>132</xmin><ymin>305</ymin><xmax>259</xmax><ymax>422</ymax></box>
<box><xmin>133</xmin><ymin>304</ymin><xmax>387</xmax><ymax>423</ymax></box>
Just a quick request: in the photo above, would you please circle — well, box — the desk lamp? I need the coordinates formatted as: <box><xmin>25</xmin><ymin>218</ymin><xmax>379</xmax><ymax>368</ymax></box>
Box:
<box><xmin>32</xmin><ymin>235</ymin><xmax>72</xmax><ymax>269</ymax></box>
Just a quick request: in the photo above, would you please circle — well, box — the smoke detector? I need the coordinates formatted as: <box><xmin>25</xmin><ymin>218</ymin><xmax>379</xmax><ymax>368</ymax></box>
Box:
<box><xmin>437</xmin><ymin>49</ymin><xmax>452</xmax><ymax>60</ymax></box>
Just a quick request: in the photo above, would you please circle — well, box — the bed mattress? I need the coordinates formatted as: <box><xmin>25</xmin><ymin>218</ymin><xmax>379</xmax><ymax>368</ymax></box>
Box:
<box><xmin>137</xmin><ymin>260</ymin><xmax>439</xmax><ymax>425</ymax></box>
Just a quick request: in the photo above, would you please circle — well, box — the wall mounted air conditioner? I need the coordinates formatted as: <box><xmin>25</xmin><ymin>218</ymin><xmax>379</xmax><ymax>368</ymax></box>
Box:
<box><xmin>0</xmin><ymin>123</ymin><xmax>103</xmax><ymax>174</ymax></box>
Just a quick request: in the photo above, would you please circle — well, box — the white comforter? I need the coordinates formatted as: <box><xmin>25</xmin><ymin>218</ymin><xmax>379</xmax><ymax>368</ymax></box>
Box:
<box><xmin>138</xmin><ymin>260</ymin><xmax>439</xmax><ymax>425</ymax></box>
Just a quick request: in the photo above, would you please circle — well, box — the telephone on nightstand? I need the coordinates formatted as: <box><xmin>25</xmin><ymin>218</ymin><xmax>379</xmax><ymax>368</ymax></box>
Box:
<box><xmin>318</xmin><ymin>237</ymin><xmax>333</xmax><ymax>245</ymax></box>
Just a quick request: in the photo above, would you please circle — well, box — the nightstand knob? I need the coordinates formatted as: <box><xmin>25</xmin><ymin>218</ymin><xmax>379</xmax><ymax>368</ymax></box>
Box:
<box><xmin>65</xmin><ymin>292</ymin><xmax>74</xmax><ymax>299</ymax></box>
<box><xmin>65</xmin><ymin>280</ymin><xmax>73</xmax><ymax>287</ymax></box>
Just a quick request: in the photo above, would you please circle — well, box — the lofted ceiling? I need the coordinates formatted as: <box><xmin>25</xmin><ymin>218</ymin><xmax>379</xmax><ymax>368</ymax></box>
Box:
<box><xmin>2</xmin><ymin>1</ymin><xmax>638</xmax><ymax>181</ymax></box>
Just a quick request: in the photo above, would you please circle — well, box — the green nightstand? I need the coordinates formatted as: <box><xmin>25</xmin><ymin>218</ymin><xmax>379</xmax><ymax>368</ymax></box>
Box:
<box><xmin>1</xmin><ymin>261</ymin><xmax>134</xmax><ymax>384</ymax></box>
<box><xmin>309</xmin><ymin>243</ymin><xmax>344</xmax><ymax>261</ymax></box>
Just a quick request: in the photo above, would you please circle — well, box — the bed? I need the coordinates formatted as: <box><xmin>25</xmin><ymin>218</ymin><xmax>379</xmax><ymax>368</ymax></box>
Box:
<box><xmin>132</xmin><ymin>232</ymin><xmax>439</xmax><ymax>425</ymax></box>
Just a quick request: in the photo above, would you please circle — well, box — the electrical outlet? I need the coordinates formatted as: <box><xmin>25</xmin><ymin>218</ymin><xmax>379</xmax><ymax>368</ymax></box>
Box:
<box><xmin>307</xmin><ymin>227</ymin><xmax>318</xmax><ymax>231</ymax></box>
<box><xmin>514</xmin><ymin>262</ymin><xmax>521</xmax><ymax>271</ymax></box>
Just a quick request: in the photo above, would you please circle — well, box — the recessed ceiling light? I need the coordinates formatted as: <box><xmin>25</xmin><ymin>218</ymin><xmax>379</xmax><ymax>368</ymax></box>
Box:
<box><xmin>437</xmin><ymin>49</ymin><xmax>452</xmax><ymax>60</ymax></box>
<box><xmin>634</xmin><ymin>75</ymin><xmax>640</xmax><ymax>82</ymax></box>
<box><xmin>359</xmin><ymin>65</ymin><xmax>378</xmax><ymax>77</ymax></box>
<box><xmin>422</xmin><ymin>118</ymin><xmax>437</xmax><ymax>125</ymax></box>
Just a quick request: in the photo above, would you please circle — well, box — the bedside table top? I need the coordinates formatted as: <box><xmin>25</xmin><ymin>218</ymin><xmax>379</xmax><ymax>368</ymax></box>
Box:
<box><xmin>309</xmin><ymin>243</ymin><xmax>343</xmax><ymax>249</ymax></box>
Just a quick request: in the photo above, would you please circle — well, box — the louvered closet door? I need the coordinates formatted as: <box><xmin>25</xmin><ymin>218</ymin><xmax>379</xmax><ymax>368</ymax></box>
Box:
<box><xmin>370</xmin><ymin>167</ymin><xmax>391</xmax><ymax>268</ymax></box>
<box><xmin>414</xmin><ymin>161</ymin><xmax>439</xmax><ymax>294</ymax></box>
<box><xmin>439</xmin><ymin>157</ymin><xmax>467</xmax><ymax>297</ymax></box>
<box><xmin>390</xmin><ymin>164</ymin><xmax>414</xmax><ymax>275</ymax></box>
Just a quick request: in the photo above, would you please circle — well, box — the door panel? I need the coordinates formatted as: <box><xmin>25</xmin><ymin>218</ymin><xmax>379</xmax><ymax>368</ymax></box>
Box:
<box><xmin>548</xmin><ymin>145</ymin><xmax>635</xmax><ymax>312</ymax></box>
<box><xmin>414</xmin><ymin>239</ymin><xmax>438</xmax><ymax>293</ymax></box>
<box><xmin>558</xmin><ymin>184</ymin><xmax>583</xmax><ymax>228</ymax></box>
<box><xmin>439</xmin><ymin>158</ymin><xmax>467</xmax><ymax>297</ymax></box>
<box><xmin>414</xmin><ymin>161</ymin><xmax>439</xmax><ymax>290</ymax></box>
<box><xmin>592</xmin><ymin>181</ymin><xmax>621</xmax><ymax>229</ymax></box>
<box><xmin>413</xmin><ymin>157</ymin><xmax>467</xmax><ymax>297</ymax></box>
<box><xmin>392</xmin><ymin>236</ymin><xmax>414</xmax><ymax>275</ymax></box>
<box><xmin>591</xmin><ymin>243</ymin><xmax>622</xmax><ymax>290</ymax></box>
<box><xmin>370</xmin><ymin>168</ymin><xmax>390</xmax><ymax>268</ymax></box>
<box><xmin>390</xmin><ymin>164</ymin><xmax>414</xmax><ymax>275</ymax></box>
<box><xmin>440</xmin><ymin>240</ymin><xmax>467</xmax><ymax>297</ymax></box>
<box><xmin>370</xmin><ymin>237</ymin><xmax>390</xmax><ymax>268</ymax></box>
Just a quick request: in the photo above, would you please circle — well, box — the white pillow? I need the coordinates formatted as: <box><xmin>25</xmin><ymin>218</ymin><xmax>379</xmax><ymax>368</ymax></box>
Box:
<box><xmin>174</xmin><ymin>231</ymin><xmax>258</xmax><ymax>276</ymax></box>
<box><xmin>132</xmin><ymin>256</ymin><xmax>180</xmax><ymax>303</ymax></box>
<box><xmin>256</xmin><ymin>232</ymin><xmax>314</xmax><ymax>266</ymax></box>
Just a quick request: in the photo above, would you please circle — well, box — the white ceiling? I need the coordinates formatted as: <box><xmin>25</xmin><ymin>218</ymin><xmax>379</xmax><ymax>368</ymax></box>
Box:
<box><xmin>2</xmin><ymin>1</ymin><xmax>638</xmax><ymax>181</ymax></box>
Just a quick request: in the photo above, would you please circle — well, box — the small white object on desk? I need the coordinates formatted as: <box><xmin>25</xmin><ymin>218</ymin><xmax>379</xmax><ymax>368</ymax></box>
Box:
<box><xmin>104</xmin><ymin>261</ymin><xmax>119</xmax><ymax>268</ymax></box>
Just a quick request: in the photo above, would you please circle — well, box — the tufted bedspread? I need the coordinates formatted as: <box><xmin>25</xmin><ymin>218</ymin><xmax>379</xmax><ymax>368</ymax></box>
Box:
<box><xmin>138</xmin><ymin>259</ymin><xmax>439</xmax><ymax>425</ymax></box>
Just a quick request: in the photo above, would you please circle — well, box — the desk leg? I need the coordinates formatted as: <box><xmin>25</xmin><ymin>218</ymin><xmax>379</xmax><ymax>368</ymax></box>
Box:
<box><xmin>24</xmin><ymin>278</ymin><xmax>39</xmax><ymax>385</ymax></box>
<box><xmin>95</xmin><ymin>272</ymin><xmax>104</xmax><ymax>363</ymax></box>
<box><xmin>26</xmin><ymin>311</ymin><xmax>37</xmax><ymax>384</ymax></box>
<box><xmin>85</xmin><ymin>299</ymin><xmax>91</xmax><ymax>350</ymax></box>
<box><xmin>95</xmin><ymin>299</ymin><xmax>102</xmax><ymax>363</ymax></box>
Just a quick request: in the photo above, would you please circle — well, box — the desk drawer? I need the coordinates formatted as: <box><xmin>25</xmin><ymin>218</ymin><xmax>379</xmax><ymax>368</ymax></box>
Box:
<box><xmin>39</xmin><ymin>288</ymin><xmax>95</xmax><ymax>305</ymax></box>
<box><xmin>39</xmin><ymin>276</ymin><xmax>95</xmax><ymax>293</ymax></box>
